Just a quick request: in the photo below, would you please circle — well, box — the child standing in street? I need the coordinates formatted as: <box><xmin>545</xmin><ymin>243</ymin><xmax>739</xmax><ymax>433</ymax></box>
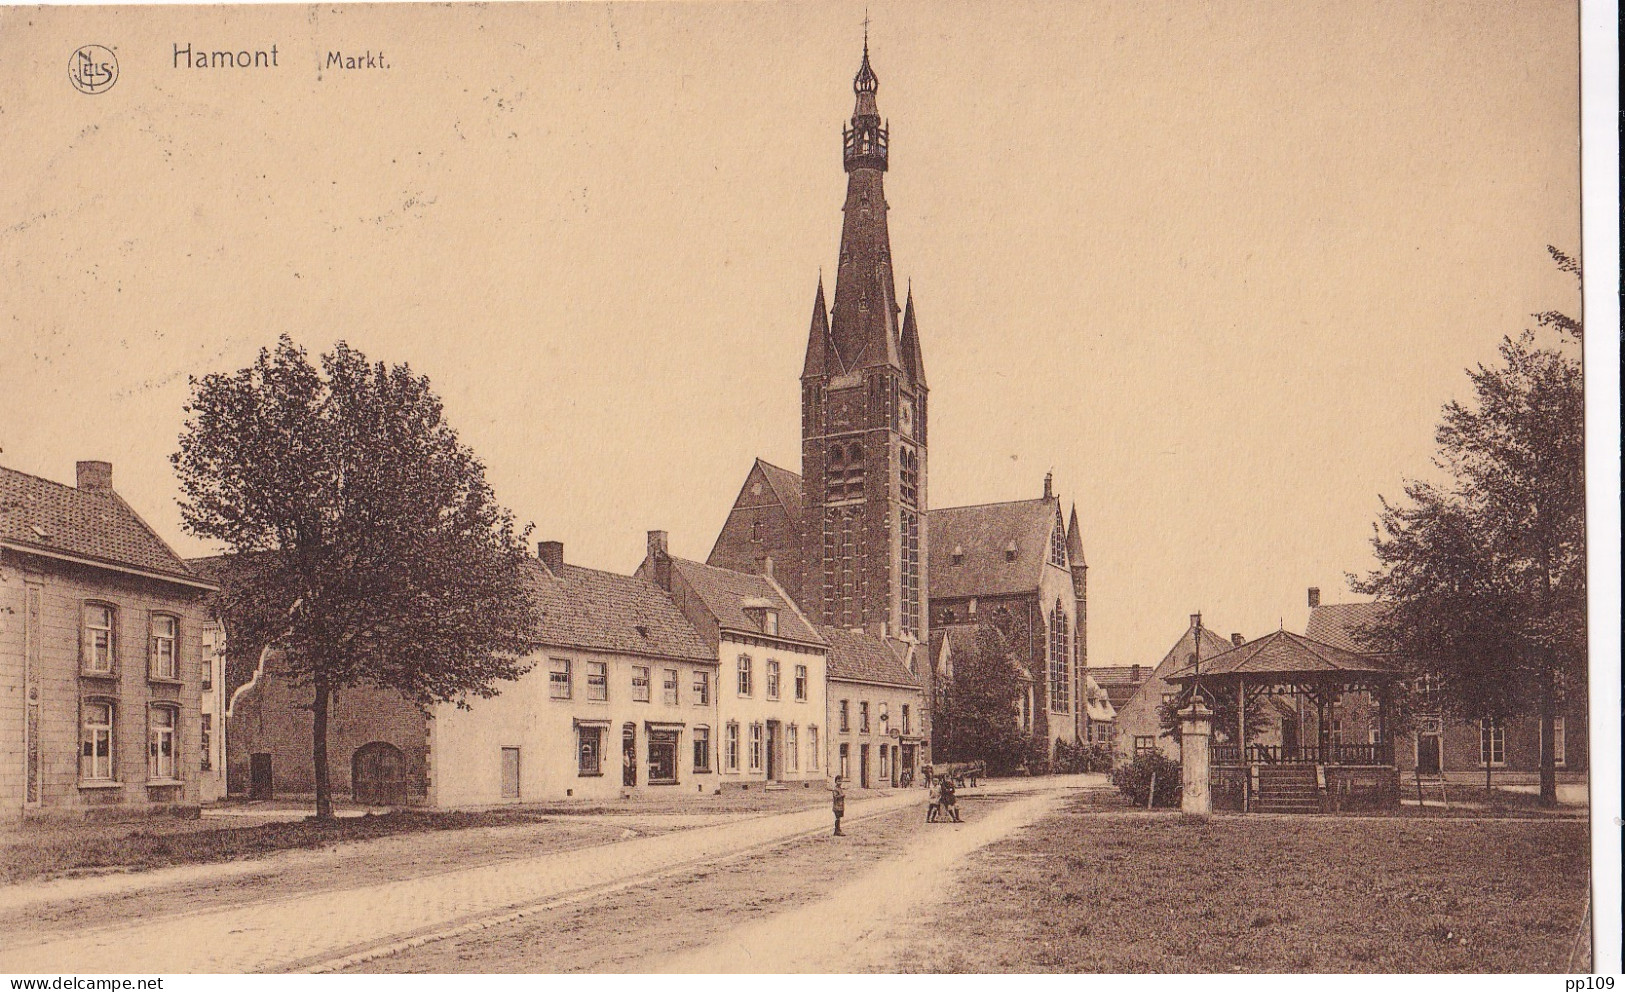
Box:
<box><xmin>831</xmin><ymin>776</ymin><xmax>846</xmax><ymax>836</ymax></box>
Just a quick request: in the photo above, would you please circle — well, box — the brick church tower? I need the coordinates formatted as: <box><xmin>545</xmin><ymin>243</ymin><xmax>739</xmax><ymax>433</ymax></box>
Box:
<box><xmin>800</xmin><ymin>39</ymin><xmax>928</xmax><ymax>644</ymax></box>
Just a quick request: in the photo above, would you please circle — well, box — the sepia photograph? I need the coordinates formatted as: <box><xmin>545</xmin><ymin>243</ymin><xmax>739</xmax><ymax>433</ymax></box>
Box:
<box><xmin>0</xmin><ymin>0</ymin><xmax>1617</xmax><ymax>978</ymax></box>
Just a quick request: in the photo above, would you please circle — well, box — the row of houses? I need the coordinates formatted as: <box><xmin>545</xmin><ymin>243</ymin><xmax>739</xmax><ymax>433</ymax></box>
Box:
<box><xmin>1</xmin><ymin>457</ymin><xmax>930</xmax><ymax>817</ymax></box>
<box><xmin>1088</xmin><ymin>589</ymin><xmax>1589</xmax><ymax>783</ymax></box>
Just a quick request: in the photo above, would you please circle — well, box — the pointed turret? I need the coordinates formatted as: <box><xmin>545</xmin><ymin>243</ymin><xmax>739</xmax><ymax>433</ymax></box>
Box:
<box><xmin>1066</xmin><ymin>503</ymin><xmax>1086</xmax><ymax>566</ymax></box>
<box><xmin>900</xmin><ymin>286</ymin><xmax>927</xmax><ymax>387</ymax></box>
<box><xmin>802</xmin><ymin>276</ymin><xmax>840</xmax><ymax>379</ymax></box>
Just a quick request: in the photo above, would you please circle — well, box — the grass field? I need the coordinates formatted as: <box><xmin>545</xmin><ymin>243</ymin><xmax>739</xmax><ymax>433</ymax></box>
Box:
<box><xmin>885</xmin><ymin>794</ymin><xmax>1590</xmax><ymax>973</ymax></box>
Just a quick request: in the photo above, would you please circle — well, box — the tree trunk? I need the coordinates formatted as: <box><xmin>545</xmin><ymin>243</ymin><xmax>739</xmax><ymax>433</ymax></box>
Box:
<box><xmin>312</xmin><ymin>674</ymin><xmax>333</xmax><ymax>820</ymax></box>
<box><xmin>1538</xmin><ymin>665</ymin><xmax>1558</xmax><ymax>808</ymax></box>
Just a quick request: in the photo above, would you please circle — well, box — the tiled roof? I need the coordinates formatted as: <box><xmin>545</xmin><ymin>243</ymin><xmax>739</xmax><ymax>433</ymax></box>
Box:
<box><xmin>1088</xmin><ymin>664</ymin><xmax>1153</xmax><ymax>707</ymax></box>
<box><xmin>755</xmin><ymin>460</ymin><xmax>805</xmax><ymax>527</ymax></box>
<box><xmin>669</xmin><ymin>557</ymin><xmax>824</xmax><ymax>646</ymax></box>
<box><xmin>820</xmin><ymin>625</ymin><xmax>920</xmax><ymax>688</ymax></box>
<box><xmin>1306</xmin><ymin>602</ymin><xmax>1392</xmax><ymax>653</ymax></box>
<box><xmin>928</xmin><ymin>497</ymin><xmax>1066</xmax><ymax>600</ymax></box>
<box><xmin>1165</xmin><ymin>628</ymin><xmax>1397</xmax><ymax>681</ymax></box>
<box><xmin>0</xmin><ymin>464</ymin><xmax>203</xmax><ymax>583</ymax></box>
<box><xmin>528</xmin><ymin>560</ymin><xmax>715</xmax><ymax>662</ymax></box>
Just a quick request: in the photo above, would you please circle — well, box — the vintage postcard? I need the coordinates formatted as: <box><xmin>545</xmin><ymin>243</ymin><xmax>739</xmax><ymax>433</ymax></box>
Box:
<box><xmin>0</xmin><ymin>0</ymin><xmax>1616</xmax><ymax>978</ymax></box>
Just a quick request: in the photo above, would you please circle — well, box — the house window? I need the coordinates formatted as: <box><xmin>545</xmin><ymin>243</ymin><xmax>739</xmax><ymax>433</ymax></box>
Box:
<box><xmin>1416</xmin><ymin>673</ymin><xmax>1441</xmax><ymax>712</ymax></box>
<box><xmin>150</xmin><ymin>615</ymin><xmax>179</xmax><ymax>680</ymax></box>
<box><xmin>1134</xmin><ymin>735</ymin><xmax>1156</xmax><ymax>756</ymax></box>
<box><xmin>766</xmin><ymin>660</ymin><xmax>781</xmax><ymax>700</ymax></box>
<box><xmin>578</xmin><ymin>726</ymin><xmax>603</xmax><ymax>775</ymax></box>
<box><xmin>81</xmin><ymin>701</ymin><xmax>115</xmax><ymax>781</ymax></box>
<box><xmin>737</xmin><ymin>655</ymin><xmax>753</xmax><ymax>696</ymax></box>
<box><xmin>693</xmin><ymin>670</ymin><xmax>711</xmax><ymax>705</ymax></box>
<box><xmin>725</xmin><ymin>722</ymin><xmax>740</xmax><ymax>772</ymax></box>
<box><xmin>1545</xmin><ymin>716</ymin><xmax>1568</xmax><ymax>768</ymax></box>
<box><xmin>501</xmin><ymin>747</ymin><xmax>521</xmax><ymax>799</ymax></box>
<box><xmin>1479</xmin><ymin>718</ymin><xmax>1506</xmax><ymax>766</ymax></box>
<box><xmin>839</xmin><ymin>743</ymin><xmax>850</xmax><ymax>779</ymax></box>
<box><xmin>663</xmin><ymin>669</ymin><xmax>679</xmax><ymax>705</ymax></box>
<box><xmin>808</xmin><ymin>726</ymin><xmax>820</xmax><ymax>770</ymax></box>
<box><xmin>1329</xmin><ymin>719</ymin><xmax>1343</xmax><ymax>747</ymax></box>
<box><xmin>749</xmin><ymin>722</ymin><xmax>764</xmax><ymax>772</ymax></box>
<box><xmin>693</xmin><ymin>726</ymin><xmax>712</xmax><ymax>772</ymax></box>
<box><xmin>586</xmin><ymin>661</ymin><xmax>608</xmax><ymax>701</ymax></box>
<box><xmin>879</xmin><ymin>744</ymin><xmax>890</xmax><ymax>780</ymax></box>
<box><xmin>648</xmin><ymin>730</ymin><xmax>680</xmax><ymax>785</ymax></box>
<box><xmin>879</xmin><ymin>701</ymin><xmax>889</xmax><ymax>732</ymax></box>
<box><xmin>148</xmin><ymin>706</ymin><xmax>178</xmax><ymax>781</ymax></box>
<box><xmin>632</xmin><ymin>666</ymin><xmax>651</xmax><ymax>703</ymax></box>
<box><xmin>763</xmin><ymin>610</ymin><xmax>779</xmax><ymax>636</ymax></box>
<box><xmin>549</xmin><ymin>658</ymin><xmax>572</xmax><ymax>699</ymax></box>
<box><xmin>902</xmin><ymin>704</ymin><xmax>911</xmax><ymax>735</ymax></box>
<box><xmin>787</xmin><ymin>724</ymin><xmax>800</xmax><ymax>772</ymax></box>
<box><xmin>83</xmin><ymin>604</ymin><xmax>115</xmax><ymax>674</ymax></box>
<box><xmin>200</xmin><ymin>713</ymin><xmax>213</xmax><ymax>771</ymax></box>
<box><xmin>859</xmin><ymin>701</ymin><xmax>870</xmax><ymax>734</ymax></box>
<box><xmin>751</xmin><ymin>519</ymin><xmax>764</xmax><ymax>542</ymax></box>
<box><xmin>839</xmin><ymin>700</ymin><xmax>850</xmax><ymax>732</ymax></box>
<box><xmin>202</xmin><ymin>624</ymin><xmax>219</xmax><ymax>690</ymax></box>
<box><xmin>794</xmin><ymin>664</ymin><xmax>808</xmax><ymax>701</ymax></box>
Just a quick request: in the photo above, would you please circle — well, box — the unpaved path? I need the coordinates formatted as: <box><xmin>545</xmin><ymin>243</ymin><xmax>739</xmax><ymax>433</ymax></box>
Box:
<box><xmin>650</xmin><ymin>786</ymin><xmax>1066</xmax><ymax>973</ymax></box>
<box><xmin>0</xmin><ymin>790</ymin><xmax>920</xmax><ymax>974</ymax></box>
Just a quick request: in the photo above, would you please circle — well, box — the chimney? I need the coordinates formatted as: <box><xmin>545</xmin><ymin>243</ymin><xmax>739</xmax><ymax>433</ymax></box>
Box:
<box><xmin>1043</xmin><ymin>472</ymin><xmax>1053</xmax><ymax>499</ymax></box>
<box><xmin>1231</xmin><ymin>633</ymin><xmax>1246</xmax><ymax>647</ymax></box>
<box><xmin>646</xmin><ymin>530</ymin><xmax>671</xmax><ymax>590</ymax></box>
<box><xmin>537</xmin><ymin>541</ymin><xmax>564</xmax><ymax>572</ymax></box>
<box><xmin>1189</xmin><ymin>613</ymin><xmax>1201</xmax><ymax>629</ymax></box>
<box><xmin>1308</xmin><ymin>586</ymin><xmax>1321</xmax><ymax>608</ymax></box>
<box><xmin>1130</xmin><ymin>663</ymin><xmax>1141</xmax><ymax>681</ymax></box>
<box><xmin>762</xmin><ymin>554</ymin><xmax>774</xmax><ymax>580</ymax></box>
<box><xmin>76</xmin><ymin>460</ymin><xmax>112</xmax><ymax>494</ymax></box>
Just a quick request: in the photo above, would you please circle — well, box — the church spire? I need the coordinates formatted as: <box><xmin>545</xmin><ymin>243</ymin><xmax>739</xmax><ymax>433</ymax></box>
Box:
<box><xmin>828</xmin><ymin>37</ymin><xmax>901</xmax><ymax>372</ymax></box>
<box><xmin>801</xmin><ymin>275</ymin><xmax>840</xmax><ymax>379</ymax></box>
<box><xmin>1066</xmin><ymin>503</ymin><xmax>1087</xmax><ymax>567</ymax></box>
<box><xmin>900</xmin><ymin>286</ymin><xmax>926</xmax><ymax>387</ymax></box>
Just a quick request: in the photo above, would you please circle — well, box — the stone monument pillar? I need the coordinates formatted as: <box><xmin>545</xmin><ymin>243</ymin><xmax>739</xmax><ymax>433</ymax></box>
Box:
<box><xmin>1179</xmin><ymin>700</ymin><xmax>1213</xmax><ymax>817</ymax></box>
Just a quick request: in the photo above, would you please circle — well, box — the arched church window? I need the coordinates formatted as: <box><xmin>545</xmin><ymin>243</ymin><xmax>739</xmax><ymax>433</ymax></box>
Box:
<box><xmin>1050</xmin><ymin>521</ymin><xmax>1067</xmax><ymax>569</ymax></box>
<box><xmin>899</xmin><ymin>445</ymin><xmax>918</xmax><ymax>506</ymax></box>
<box><xmin>1048</xmin><ymin>601</ymin><xmax>1071</xmax><ymax>714</ymax></box>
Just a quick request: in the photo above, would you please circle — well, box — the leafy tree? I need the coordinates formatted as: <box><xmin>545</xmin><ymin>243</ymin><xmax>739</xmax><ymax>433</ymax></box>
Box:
<box><xmin>934</xmin><ymin>623</ymin><xmax>1033</xmax><ymax>775</ymax></box>
<box><xmin>175</xmin><ymin>336</ymin><xmax>540</xmax><ymax>818</ymax></box>
<box><xmin>1111</xmin><ymin>751</ymin><xmax>1181</xmax><ymax>808</ymax></box>
<box><xmin>1352</xmin><ymin>247</ymin><xmax>1584</xmax><ymax>806</ymax></box>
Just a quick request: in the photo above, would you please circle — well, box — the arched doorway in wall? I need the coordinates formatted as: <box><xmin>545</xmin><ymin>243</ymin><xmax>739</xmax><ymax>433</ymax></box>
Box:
<box><xmin>352</xmin><ymin>741</ymin><xmax>407</xmax><ymax>805</ymax></box>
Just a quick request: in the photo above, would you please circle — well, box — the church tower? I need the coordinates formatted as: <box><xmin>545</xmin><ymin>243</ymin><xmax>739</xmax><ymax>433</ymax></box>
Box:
<box><xmin>801</xmin><ymin>38</ymin><xmax>928</xmax><ymax>643</ymax></box>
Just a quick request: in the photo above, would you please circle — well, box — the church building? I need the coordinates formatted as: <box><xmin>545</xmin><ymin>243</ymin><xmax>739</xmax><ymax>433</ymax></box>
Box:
<box><xmin>708</xmin><ymin>41</ymin><xmax>1089</xmax><ymax>763</ymax></box>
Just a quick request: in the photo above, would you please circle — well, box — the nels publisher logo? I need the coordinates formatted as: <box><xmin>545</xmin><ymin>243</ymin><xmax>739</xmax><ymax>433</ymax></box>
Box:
<box><xmin>69</xmin><ymin>45</ymin><xmax>119</xmax><ymax>94</ymax></box>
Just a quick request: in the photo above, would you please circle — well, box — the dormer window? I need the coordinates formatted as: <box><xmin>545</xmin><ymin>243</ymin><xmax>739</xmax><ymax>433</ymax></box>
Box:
<box><xmin>763</xmin><ymin>610</ymin><xmax>779</xmax><ymax>636</ymax></box>
<box><xmin>742</xmin><ymin>598</ymin><xmax>779</xmax><ymax>636</ymax></box>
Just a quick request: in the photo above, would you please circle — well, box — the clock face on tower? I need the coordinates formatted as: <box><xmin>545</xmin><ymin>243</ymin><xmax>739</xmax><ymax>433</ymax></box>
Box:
<box><xmin>899</xmin><ymin>395</ymin><xmax>916</xmax><ymax>438</ymax></box>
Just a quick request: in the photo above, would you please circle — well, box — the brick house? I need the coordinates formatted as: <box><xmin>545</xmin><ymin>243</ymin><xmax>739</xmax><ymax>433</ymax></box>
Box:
<box><xmin>1112</xmin><ymin>615</ymin><xmax>1244</xmax><ymax>761</ymax></box>
<box><xmin>1084</xmin><ymin>664</ymin><xmax>1154</xmax><ymax>744</ymax></box>
<box><xmin>222</xmin><ymin>539</ymin><xmax>720</xmax><ymax>805</ymax></box>
<box><xmin>1305</xmin><ymin>597</ymin><xmax>1589</xmax><ymax>782</ymax></box>
<box><xmin>2</xmin><ymin>461</ymin><xmax>216</xmax><ymax>818</ymax></box>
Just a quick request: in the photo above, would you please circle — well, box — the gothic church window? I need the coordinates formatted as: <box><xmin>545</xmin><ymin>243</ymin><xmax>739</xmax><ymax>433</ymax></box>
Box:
<box><xmin>1050</xmin><ymin>522</ymin><xmax>1067</xmax><ymax>568</ymax></box>
<box><xmin>900</xmin><ymin>508</ymin><xmax>920</xmax><ymax>638</ymax></box>
<box><xmin>1048</xmin><ymin>601</ymin><xmax>1071</xmax><ymax>714</ymax></box>
<box><xmin>899</xmin><ymin>445</ymin><xmax>918</xmax><ymax>506</ymax></box>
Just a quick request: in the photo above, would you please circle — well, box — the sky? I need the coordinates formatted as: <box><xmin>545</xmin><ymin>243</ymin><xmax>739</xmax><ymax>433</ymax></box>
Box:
<box><xmin>0</xmin><ymin>0</ymin><xmax>1584</xmax><ymax>667</ymax></box>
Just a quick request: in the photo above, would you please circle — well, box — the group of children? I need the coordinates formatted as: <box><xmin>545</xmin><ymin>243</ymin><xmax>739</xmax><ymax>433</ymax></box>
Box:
<box><xmin>828</xmin><ymin>769</ymin><xmax>964</xmax><ymax>837</ymax></box>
